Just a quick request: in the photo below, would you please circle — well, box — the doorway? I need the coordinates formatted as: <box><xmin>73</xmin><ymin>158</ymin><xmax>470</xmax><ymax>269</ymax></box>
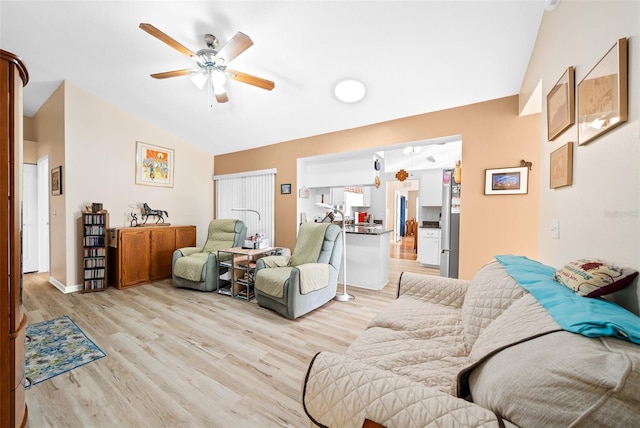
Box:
<box><xmin>37</xmin><ymin>155</ymin><xmax>50</xmax><ymax>272</ymax></box>
<box><xmin>23</xmin><ymin>155</ymin><xmax>50</xmax><ymax>274</ymax></box>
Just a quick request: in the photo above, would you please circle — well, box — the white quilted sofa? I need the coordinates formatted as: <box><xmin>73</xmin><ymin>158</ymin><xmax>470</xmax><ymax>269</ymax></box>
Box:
<box><xmin>302</xmin><ymin>260</ymin><xmax>640</xmax><ymax>427</ymax></box>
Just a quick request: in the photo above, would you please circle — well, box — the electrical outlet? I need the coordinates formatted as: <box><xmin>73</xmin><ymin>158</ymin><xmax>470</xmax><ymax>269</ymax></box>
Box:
<box><xmin>551</xmin><ymin>219</ymin><xmax>560</xmax><ymax>239</ymax></box>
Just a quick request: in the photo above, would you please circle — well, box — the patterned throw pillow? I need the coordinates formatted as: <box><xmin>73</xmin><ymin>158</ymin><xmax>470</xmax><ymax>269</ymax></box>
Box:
<box><xmin>553</xmin><ymin>258</ymin><xmax>638</xmax><ymax>297</ymax></box>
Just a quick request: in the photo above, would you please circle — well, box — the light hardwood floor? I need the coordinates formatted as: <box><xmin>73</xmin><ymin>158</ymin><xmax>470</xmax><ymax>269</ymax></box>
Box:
<box><xmin>23</xmin><ymin>257</ymin><xmax>438</xmax><ymax>428</ymax></box>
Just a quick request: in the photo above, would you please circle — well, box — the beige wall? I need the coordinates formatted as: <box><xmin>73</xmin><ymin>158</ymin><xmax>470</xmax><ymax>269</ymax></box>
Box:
<box><xmin>23</xmin><ymin>140</ymin><xmax>38</xmax><ymax>164</ymax></box>
<box><xmin>214</xmin><ymin>95</ymin><xmax>540</xmax><ymax>279</ymax></box>
<box><xmin>520</xmin><ymin>1</ymin><xmax>640</xmax><ymax>313</ymax></box>
<box><xmin>31</xmin><ymin>83</ymin><xmax>66</xmax><ymax>285</ymax></box>
<box><xmin>28</xmin><ymin>81</ymin><xmax>215</xmax><ymax>290</ymax></box>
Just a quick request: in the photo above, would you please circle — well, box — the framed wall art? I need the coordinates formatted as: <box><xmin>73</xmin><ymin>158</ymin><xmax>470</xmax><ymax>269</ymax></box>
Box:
<box><xmin>135</xmin><ymin>141</ymin><xmax>174</xmax><ymax>187</ymax></box>
<box><xmin>547</xmin><ymin>66</ymin><xmax>575</xmax><ymax>141</ymax></box>
<box><xmin>550</xmin><ymin>142</ymin><xmax>573</xmax><ymax>189</ymax></box>
<box><xmin>577</xmin><ymin>37</ymin><xmax>628</xmax><ymax>145</ymax></box>
<box><xmin>51</xmin><ymin>165</ymin><xmax>62</xmax><ymax>196</ymax></box>
<box><xmin>484</xmin><ymin>166</ymin><xmax>529</xmax><ymax>195</ymax></box>
<box><xmin>280</xmin><ymin>183</ymin><xmax>292</xmax><ymax>194</ymax></box>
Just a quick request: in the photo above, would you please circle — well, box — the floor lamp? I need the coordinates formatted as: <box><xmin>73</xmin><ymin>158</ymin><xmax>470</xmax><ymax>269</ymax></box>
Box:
<box><xmin>315</xmin><ymin>203</ymin><xmax>353</xmax><ymax>302</ymax></box>
<box><xmin>231</xmin><ymin>207</ymin><xmax>262</xmax><ymax>247</ymax></box>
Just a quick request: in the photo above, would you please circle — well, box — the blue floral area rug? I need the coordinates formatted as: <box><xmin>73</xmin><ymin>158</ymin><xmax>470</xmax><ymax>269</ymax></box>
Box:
<box><xmin>25</xmin><ymin>315</ymin><xmax>106</xmax><ymax>385</ymax></box>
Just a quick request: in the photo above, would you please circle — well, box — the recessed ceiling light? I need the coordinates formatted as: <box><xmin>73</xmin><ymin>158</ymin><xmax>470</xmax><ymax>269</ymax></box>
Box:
<box><xmin>334</xmin><ymin>79</ymin><xmax>366</xmax><ymax>103</ymax></box>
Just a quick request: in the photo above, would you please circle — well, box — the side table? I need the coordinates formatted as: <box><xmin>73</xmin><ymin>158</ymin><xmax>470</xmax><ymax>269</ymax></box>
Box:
<box><xmin>217</xmin><ymin>247</ymin><xmax>274</xmax><ymax>301</ymax></box>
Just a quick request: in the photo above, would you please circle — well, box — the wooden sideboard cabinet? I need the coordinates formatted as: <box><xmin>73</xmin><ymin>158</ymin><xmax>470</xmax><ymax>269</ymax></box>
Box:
<box><xmin>108</xmin><ymin>225</ymin><xmax>196</xmax><ymax>289</ymax></box>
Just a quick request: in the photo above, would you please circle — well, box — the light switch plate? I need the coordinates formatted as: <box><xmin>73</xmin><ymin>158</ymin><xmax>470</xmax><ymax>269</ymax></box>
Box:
<box><xmin>551</xmin><ymin>219</ymin><xmax>560</xmax><ymax>239</ymax></box>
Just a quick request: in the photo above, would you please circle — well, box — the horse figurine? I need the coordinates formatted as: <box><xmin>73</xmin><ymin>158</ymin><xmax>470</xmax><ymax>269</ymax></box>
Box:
<box><xmin>141</xmin><ymin>203</ymin><xmax>169</xmax><ymax>224</ymax></box>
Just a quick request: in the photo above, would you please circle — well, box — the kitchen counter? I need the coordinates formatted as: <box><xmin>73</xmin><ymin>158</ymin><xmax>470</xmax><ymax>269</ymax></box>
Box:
<box><xmin>339</xmin><ymin>226</ymin><xmax>391</xmax><ymax>290</ymax></box>
<box><xmin>344</xmin><ymin>225</ymin><xmax>393</xmax><ymax>235</ymax></box>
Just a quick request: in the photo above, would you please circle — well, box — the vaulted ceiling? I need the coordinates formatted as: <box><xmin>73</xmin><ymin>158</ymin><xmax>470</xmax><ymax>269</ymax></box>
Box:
<box><xmin>0</xmin><ymin>1</ymin><xmax>545</xmax><ymax>155</ymax></box>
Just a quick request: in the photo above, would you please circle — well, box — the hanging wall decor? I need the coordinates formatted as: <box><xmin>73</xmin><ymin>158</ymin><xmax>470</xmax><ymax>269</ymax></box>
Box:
<box><xmin>484</xmin><ymin>166</ymin><xmax>529</xmax><ymax>195</ymax></box>
<box><xmin>395</xmin><ymin>169</ymin><xmax>409</xmax><ymax>182</ymax></box>
<box><xmin>550</xmin><ymin>142</ymin><xmax>573</xmax><ymax>189</ymax></box>
<box><xmin>135</xmin><ymin>141</ymin><xmax>174</xmax><ymax>187</ymax></box>
<box><xmin>577</xmin><ymin>38</ymin><xmax>628</xmax><ymax>145</ymax></box>
<box><xmin>547</xmin><ymin>66</ymin><xmax>575</xmax><ymax>141</ymax></box>
<box><xmin>51</xmin><ymin>166</ymin><xmax>63</xmax><ymax>196</ymax></box>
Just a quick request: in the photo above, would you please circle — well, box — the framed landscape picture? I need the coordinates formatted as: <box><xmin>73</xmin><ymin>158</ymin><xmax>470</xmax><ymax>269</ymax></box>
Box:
<box><xmin>550</xmin><ymin>142</ymin><xmax>573</xmax><ymax>189</ymax></box>
<box><xmin>135</xmin><ymin>141</ymin><xmax>174</xmax><ymax>187</ymax></box>
<box><xmin>484</xmin><ymin>166</ymin><xmax>528</xmax><ymax>195</ymax></box>
<box><xmin>547</xmin><ymin>66</ymin><xmax>575</xmax><ymax>141</ymax></box>
<box><xmin>577</xmin><ymin>38</ymin><xmax>628</xmax><ymax>145</ymax></box>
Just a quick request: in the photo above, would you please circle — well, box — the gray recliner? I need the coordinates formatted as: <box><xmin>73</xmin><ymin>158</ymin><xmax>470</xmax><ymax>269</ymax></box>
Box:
<box><xmin>172</xmin><ymin>219</ymin><xmax>247</xmax><ymax>291</ymax></box>
<box><xmin>254</xmin><ymin>223</ymin><xmax>343</xmax><ymax>319</ymax></box>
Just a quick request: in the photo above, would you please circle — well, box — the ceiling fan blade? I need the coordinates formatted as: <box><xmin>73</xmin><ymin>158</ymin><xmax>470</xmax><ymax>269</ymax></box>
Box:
<box><xmin>139</xmin><ymin>23</ymin><xmax>196</xmax><ymax>58</ymax></box>
<box><xmin>215</xmin><ymin>92</ymin><xmax>229</xmax><ymax>103</ymax></box>
<box><xmin>227</xmin><ymin>70</ymin><xmax>275</xmax><ymax>91</ymax></box>
<box><xmin>214</xmin><ymin>32</ymin><xmax>253</xmax><ymax>64</ymax></box>
<box><xmin>150</xmin><ymin>69</ymin><xmax>192</xmax><ymax>79</ymax></box>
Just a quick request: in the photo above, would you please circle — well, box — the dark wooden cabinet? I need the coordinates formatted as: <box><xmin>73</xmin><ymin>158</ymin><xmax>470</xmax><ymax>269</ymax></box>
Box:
<box><xmin>150</xmin><ymin>227</ymin><xmax>175</xmax><ymax>280</ymax></box>
<box><xmin>0</xmin><ymin>49</ymin><xmax>29</xmax><ymax>428</ymax></box>
<box><xmin>109</xmin><ymin>225</ymin><xmax>196</xmax><ymax>289</ymax></box>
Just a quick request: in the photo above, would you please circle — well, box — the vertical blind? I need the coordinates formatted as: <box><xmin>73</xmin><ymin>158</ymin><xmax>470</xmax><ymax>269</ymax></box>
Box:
<box><xmin>213</xmin><ymin>168</ymin><xmax>276</xmax><ymax>244</ymax></box>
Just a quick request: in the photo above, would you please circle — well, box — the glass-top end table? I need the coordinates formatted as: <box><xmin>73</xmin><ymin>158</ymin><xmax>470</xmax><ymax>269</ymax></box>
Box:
<box><xmin>217</xmin><ymin>247</ymin><xmax>274</xmax><ymax>301</ymax></box>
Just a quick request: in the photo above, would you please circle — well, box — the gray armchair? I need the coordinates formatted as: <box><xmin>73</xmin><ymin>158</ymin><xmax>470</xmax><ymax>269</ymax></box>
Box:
<box><xmin>254</xmin><ymin>223</ymin><xmax>343</xmax><ymax>319</ymax></box>
<box><xmin>172</xmin><ymin>219</ymin><xmax>247</xmax><ymax>291</ymax></box>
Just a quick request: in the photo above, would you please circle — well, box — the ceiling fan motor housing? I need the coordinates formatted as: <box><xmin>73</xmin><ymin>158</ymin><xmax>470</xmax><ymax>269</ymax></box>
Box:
<box><xmin>204</xmin><ymin>34</ymin><xmax>218</xmax><ymax>49</ymax></box>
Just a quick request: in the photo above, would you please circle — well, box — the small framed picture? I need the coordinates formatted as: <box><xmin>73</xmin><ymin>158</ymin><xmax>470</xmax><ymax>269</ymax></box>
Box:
<box><xmin>280</xmin><ymin>183</ymin><xmax>292</xmax><ymax>194</ymax></box>
<box><xmin>547</xmin><ymin>66</ymin><xmax>575</xmax><ymax>141</ymax></box>
<box><xmin>550</xmin><ymin>142</ymin><xmax>573</xmax><ymax>189</ymax></box>
<box><xmin>484</xmin><ymin>166</ymin><xmax>529</xmax><ymax>195</ymax></box>
<box><xmin>51</xmin><ymin>165</ymin><xmax>63</xmax><ymax>196</ymax></box>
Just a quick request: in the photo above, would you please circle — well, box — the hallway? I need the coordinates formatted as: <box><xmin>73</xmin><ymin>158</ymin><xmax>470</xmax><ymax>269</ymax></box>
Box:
<box><xmin>390</xmin><ymin>235</ymin><xmax>417</xmax><ymax>261</ymax></box>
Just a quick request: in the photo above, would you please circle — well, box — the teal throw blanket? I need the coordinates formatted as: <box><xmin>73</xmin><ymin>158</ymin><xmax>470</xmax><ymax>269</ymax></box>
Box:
<box><xmin>495</xmin><ymin>255</ymin><xmax>640</xmax><ymax>344</ymax></box>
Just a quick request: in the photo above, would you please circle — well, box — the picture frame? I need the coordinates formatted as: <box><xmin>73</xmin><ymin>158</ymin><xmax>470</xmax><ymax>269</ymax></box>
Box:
<box><xmin>550</xmin><ymin>142</ymin><xmax>573</xmax><ymax>189</ymax></box>
<box><xmin>577</xmin><ymin>38</ymin><xmax>628</xmax><ymax>146</ymax></box>
<box><xmin>280</xmin><ymin>183</ymin><xmax>292</xmax><ymax>194</ymax></box>
<box><xmin>484</xmin><ymin>166</ymin><xmax>528</xmax><ymax>195</ymax></box>
<box><xmin>51</xmin><ymin>166</ymin><xmax>62</xmax><ymax>196</ymax></box>
<box><xmin>135</xmin><ymin>141</ymin><xmax>174</xmax><ymax>187</ymax></box>
<box><xmin>547</xmin><ymin>66</ymin><xmax>575</xmax><ymax>141</ymax></box>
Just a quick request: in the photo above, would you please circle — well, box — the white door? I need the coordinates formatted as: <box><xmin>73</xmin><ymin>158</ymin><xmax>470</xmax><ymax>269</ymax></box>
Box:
<box><xmin>23</xmin><ymin>164</ymin><xmax>39</xmax><ymax>273</ymax></box>
<box><xmin>37</xmin><ymin>156</ymin><xmax>50</xmax><ymax>272</ymax></box>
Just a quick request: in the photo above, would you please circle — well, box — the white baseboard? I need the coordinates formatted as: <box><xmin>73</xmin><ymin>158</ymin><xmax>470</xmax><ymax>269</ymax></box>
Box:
<box><xmin>48</xmin><ymin>276</ymin><xmax>82</xmax><ymax>294</ymax></box>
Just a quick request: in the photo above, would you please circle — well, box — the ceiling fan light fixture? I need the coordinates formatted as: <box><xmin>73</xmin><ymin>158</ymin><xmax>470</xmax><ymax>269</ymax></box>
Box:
<box><xmin>334</xmin><ymin>79</ymin><xmax>366</xmax><ymax>103</ymax></box>
<box><xmin>212</xmin><ymin>71</ymin><xmax>227</xmax><ymax>94</ymax></box>
<box><xmin>190</xmin><ymin>72</ymin><xmax>207</xmax><ymax>89</ymax></box>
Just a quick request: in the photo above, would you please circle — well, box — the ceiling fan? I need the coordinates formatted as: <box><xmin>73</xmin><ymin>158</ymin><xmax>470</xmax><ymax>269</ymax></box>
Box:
<box><xmin>139</xmin><ymin>23</ymin><xmax>275</xmax><ymax>105</ymax></box>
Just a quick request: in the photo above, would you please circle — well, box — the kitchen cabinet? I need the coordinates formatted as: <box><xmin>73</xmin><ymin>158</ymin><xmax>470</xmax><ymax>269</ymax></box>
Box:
<box><xmin>108</xmin><ymin>225</ymin><xmax>196</xmax><ymax>288</ymax></box>
<box><xmin>359</xmin><ymin>186</ymin><xmax>372</xmax><ymax>207</ymax></box>
<box><xmin>419</xmin><ymin>169</ymin><xmax>443</xmax><ymax>206</ymax></box>
<box><xmin>330</xmin><ymin>187</ymin><xmax>345</xmax><ymax>206</ymax></box>
<box><xmin>417</xmin><ymin>228</ymin><xmax>441</xmax><ymax>266</ymax></box>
